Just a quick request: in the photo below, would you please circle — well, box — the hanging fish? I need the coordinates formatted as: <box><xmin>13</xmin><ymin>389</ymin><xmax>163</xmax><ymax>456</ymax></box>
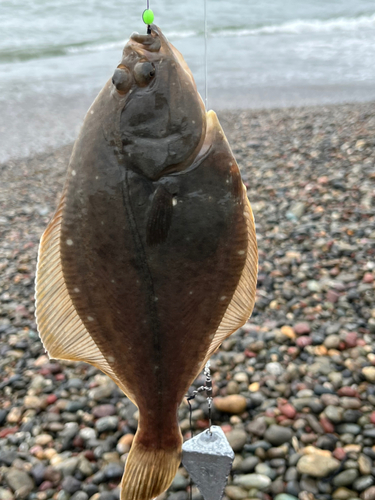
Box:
<box><xmin>35</xmin><ymin>25</ymin><xmax>257</xmax><ymax>500</ymax></box>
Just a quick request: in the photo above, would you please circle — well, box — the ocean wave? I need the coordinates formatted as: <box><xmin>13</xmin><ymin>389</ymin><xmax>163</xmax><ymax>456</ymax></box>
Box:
<box><xmin>1</xmin><ymin>13</ymin><xmax>375</xmax><ymax>64</ymax></box>
<box><xmin>215</xmin><ymin>12</ymin><xmax>375</xmax><ymax>37</ymax></box>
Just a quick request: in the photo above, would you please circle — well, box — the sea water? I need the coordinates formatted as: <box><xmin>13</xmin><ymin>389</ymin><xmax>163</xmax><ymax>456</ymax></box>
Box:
<box><xmin>1</xmin><ymin>0</ymin><xmax>375</xmax><ymax>161</ymax></box>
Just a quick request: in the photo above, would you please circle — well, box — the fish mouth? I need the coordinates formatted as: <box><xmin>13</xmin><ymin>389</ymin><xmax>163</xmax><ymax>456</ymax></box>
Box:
<box><xmin>128</xmin><ymin>25</ymin><xmax>162</xmax><ymax>54</ymax></box>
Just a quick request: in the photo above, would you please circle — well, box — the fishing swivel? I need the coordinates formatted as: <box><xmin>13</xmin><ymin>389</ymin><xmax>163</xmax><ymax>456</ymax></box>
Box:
<box><xmin>187</xmin><ymin>361</ymin><xmax>213</xmax><ymax>434</ymax></box>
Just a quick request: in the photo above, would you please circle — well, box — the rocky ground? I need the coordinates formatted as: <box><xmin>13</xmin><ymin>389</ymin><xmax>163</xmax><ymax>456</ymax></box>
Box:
<box><xmin>0</xmin><ymin>102</ymin><xmax>375</xmax><ymax>500</ymax></box>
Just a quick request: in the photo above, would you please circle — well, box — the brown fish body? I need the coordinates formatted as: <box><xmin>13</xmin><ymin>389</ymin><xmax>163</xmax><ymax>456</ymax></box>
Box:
<box><xmin>36</xmin><ymin>26</ymin><xmax>257</xmax><ymax>500</ymax></box>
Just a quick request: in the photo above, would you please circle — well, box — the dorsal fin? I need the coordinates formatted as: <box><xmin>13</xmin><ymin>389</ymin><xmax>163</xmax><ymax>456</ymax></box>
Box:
<box><xmin>35</xmin><ymin>193</ymin><xmax>136</xmax><ymax>402</ymax></box>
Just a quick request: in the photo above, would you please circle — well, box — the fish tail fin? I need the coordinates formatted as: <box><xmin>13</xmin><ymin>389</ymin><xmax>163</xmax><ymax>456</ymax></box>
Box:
<box><xmin>120</xmin><ymin>429</ymin><xmax>182</xmax><ymax>500</ymax></box>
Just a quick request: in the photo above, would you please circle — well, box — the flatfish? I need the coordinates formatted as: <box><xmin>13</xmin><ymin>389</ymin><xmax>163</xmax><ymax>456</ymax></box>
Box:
<box><xmin>35</xmin><ymin>25</ymin><xmax>257</xmax><ymax>500</ymax></box>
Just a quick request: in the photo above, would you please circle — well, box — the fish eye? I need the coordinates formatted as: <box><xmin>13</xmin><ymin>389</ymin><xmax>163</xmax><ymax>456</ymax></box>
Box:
<box><xmin>134</xmin><ymin>61</ymin><xmax>156</xmax><ymax>86</ymax></box>
<box><xmin>112</xmin><ymin>65</ymin><xmax>131</xmax><ymax>95</ymax></box>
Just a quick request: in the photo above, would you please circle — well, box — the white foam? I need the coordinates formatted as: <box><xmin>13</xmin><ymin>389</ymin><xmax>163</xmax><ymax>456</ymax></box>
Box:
<box><xmin>212</xmin><ymin>13</ymin><xmax>375</xmax><ymax>37</ymax></box>
<box><xmin>63</xmin><ymin>13</ymin><xmax>375</xmax><ymax>58</ymax></box>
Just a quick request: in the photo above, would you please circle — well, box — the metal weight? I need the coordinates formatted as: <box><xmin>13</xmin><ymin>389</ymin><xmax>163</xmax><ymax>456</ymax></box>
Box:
<box><xmin>182</xmin><ymin>425</ymin><xmax>234</xmax><ymax>500</ymax></box>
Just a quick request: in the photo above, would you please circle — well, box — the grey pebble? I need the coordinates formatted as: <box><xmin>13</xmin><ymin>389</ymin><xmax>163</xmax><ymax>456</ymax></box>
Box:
<box><xmin>353</xmin><ymin>476</ymin><xmax>375</xmax><ymax>492</ymax></box>
<box><xmin>264</xmin><ymin>425</ymin><xmax>293</xmax><ymax>446</ymax></box>
<box><xmin>61</xmin><ymin>476</ymin><xmax>81</xmax><ymax>495</ymax></box>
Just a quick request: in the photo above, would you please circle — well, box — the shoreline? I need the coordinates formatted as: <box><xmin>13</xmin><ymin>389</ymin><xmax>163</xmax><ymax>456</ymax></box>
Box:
<box><xmin>2</xmin><ymin>98</ymin><xmax>375</xmax><ymax>168</ymax></box>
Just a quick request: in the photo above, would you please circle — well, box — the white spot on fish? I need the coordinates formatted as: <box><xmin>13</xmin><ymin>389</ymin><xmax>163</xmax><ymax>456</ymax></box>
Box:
<box><xmin>101</xmin><ymin>221</ymin><xmax>104</xmax><ymax>225</ymax></box>
<box><xmin>95</xmin><ymin>176</ymin><xmax>99</xmax><ymax>180</ymax></box>
<box><xmin>220</xmin><ymin>296</ymin><xmax>227</xmax><ymax>301</ymax></box>
<box><xmin>66</xmin><ymin>239</ymin><xmax>73</xmax><ymax>246</ymax></box>
<box><xmin>108</xmin><ymin>356</ymin><xmax>115</xmax><ymax>363</ymax></box>
<box><xmin>111</xmin><ymin>279</ymin><xmax>115</xmax><ymax>283</ymax></box>
<box><xmin>74</xmin><ymin>287</ymin><xmax>80</xmax><ymax>293</ymax></box>
<box><xmin>189</xmin><ymin>291</ymin><xmax>193</xmax><ymax>295</ymax></box>
<box><xmin>87</xmin><ymin>316</ymin><xmax>94</xmax><ymax>321</ymax></box>
<box><xmin>238</xmin><ymin>250</ymin><xmax>245</xmax><ymax>255</ymax></box>
<box><xmin>229</xmin><ymin>162</ymin><xmax>233</xmax><ymax>167</ymax></box>
<box><xmin>90</xmin><ymin>110</ymin><xmax>94</xmax><ymax>115</ymax></box>
<box><xmin>72</xmin><ymin>170</ymin><xmax>76</xmax><ymax>176</ymax></box>
<box><xmin>192</xmin><ymin>120</ymin><xmax>195</xmax><ymax>124</ymax></box>
<box><xmin>154</xmin><ymin>297</ymin><xmax>158</xmax><ymax>302</ymax></box>
<box><xmin>172</xmin><ymin>197</ymin><xmax>177</xmax><ymax>206</ymax></box>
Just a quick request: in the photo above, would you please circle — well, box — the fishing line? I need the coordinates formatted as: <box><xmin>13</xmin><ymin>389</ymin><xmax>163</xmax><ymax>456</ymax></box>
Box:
<box><xmin>186</xmin><ymin>362</ymin><xmax>213</xmax><ymax>500</ymax></box>
<box><xmin>204</xmin><ymin>0</ymin><xmax>208</xmax><ymax>109</ymax></box>
<box><xmin>188</xmin><ymin>399</ymin><xmax>194</xmax><ymax>500</ymax></box>
<box><xmin>142</xmin><ymin>0</ymin><xmax>154</xmax><ymax>34</ymax></box>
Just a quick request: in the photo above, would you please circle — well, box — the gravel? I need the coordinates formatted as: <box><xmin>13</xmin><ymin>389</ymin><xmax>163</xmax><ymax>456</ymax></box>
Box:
<box><xmin>1</xmin><ymin>102</ymin><xmax>375</xmax><ymax>500</ymax></box>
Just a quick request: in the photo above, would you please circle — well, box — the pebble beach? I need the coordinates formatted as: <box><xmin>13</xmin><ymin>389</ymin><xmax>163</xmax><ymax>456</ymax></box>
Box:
<box><xmin>0</xmin><ymin>101</ymin><xmax>375</xmax><ymax>500</ymax></box>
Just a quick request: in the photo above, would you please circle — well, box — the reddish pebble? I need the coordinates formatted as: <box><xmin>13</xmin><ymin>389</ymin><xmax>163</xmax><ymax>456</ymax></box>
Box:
<box><xmin>276</xmin><ymin>415</ymin><xmax>289</xmax><ymax>423</ymax></box>
<box><xmin>370</xmin><ymin>411</ymin><xmax>375</xmax><ymax>425</ymax></box>
<box><xmin>221</xmin><ymin>424</ymin><xmax>232</xmax><ymax>434</ymax></box>
<box><xmin>333</xmin><ymin>447</ymin><xmax>346</xmax><ymax>461</ymax></box>
<box><xmin>244</xmin><ymin>349</ymin><xmax>257</xmax><ymax>358</ymax></box>
<box><xmin>363</xmin><ymin>272</ymin><xmax>374</xmax><ymax>283</ymax></box>
<box><xmin>337</xmin><ymin>387</ymin><xmax>358</xmax><ymax>397</ymax></box>
<box><xmin>196</xmin><ymin>419</ymin><xmax>209</xmax><ymax>429</ymax></box>
<box><xmin>327</xmin><ymin>289</ymin><xmax>340</xmax><ymax>303</ymax></box>
<box><xmin>287</xmin><ymin>346</ymin><xmax>300</xmax><ymax>358</ymax></box>
<box><xmin>109</xmin><ymin>482</ymin><xmax>121</xmax><ymax>489</ymax></box>
<box><xmin>39</xmin><ymin>368</ymin><xmax>51</xmax><ymax>376</ymax></box>
<box><xmin>293</xmin><ymin>322</ymin><xmax>311</xmax><ymax>335</ymax></box>
<box><xmin>45</xmin><ymin>363</ymin><xmax>62</xmax><ymax>374</ymax></box>
<box><xmin>30</xmin><ymin>445</ymin><xmax>44</xmax><ymax>455</ymax></box>
<box><xmin>83</xmin><ymin>450</ymin><xmax>96</xmax><ymax>461</ymax></box>
<box><xmin>357</xmin><ymin>339</ymin><xmax>366</xmax><ymax>346</ymax></box>
<box><xmin>92</xmin><ymin>404</ymin><xmax>117</xmax><ymax>418</ymax></box>
<box><xmin>55</xmin><ymin>373</ymin><xmax>65</xmax><ymax>381</ymax></box>
<box><xmin>320</xmin><ymin>417</ymin><xmax>335</xmax><ymax>433</ymax></box>
<box><xmin>279</xmin><ymin>403</ymin><xmax>297</xmax><ymax>419</ymax></box>
<box><xmin>338</xmin><ymin>341</ymin><xmax>346</xmax><ymax>350</ymax></box>
<box><xmin>46</xmin><ymin>394</ymin><xmax>57</xmax><ymax>405</ymax></box>
<box><xmin>0</xmin><ymin>427</ymin><xmax>19</xmax><ymax>438</ymax></box>
<box><xmin>345</xmin><ymin>332</ymin><xmax>358</xmax><ymax>348</ymax></box>
<box><xmin>72</xmin><ymin>436</ymin><xmax>85</xmax><ymax>448</ymax></box>
<box><xmin>39</xmin><ymin>482</ymin><xmax>53</xmax><ymax>491</ymax></box>
<box><xmin>47</xmin><ymin>405</ymin><xmax>60</xmax><ymax>414</ymax></box>
<box><xmin>296</xmin><ymin>336</ymin><xmax>312</xmax><ymax>348</ymax></box>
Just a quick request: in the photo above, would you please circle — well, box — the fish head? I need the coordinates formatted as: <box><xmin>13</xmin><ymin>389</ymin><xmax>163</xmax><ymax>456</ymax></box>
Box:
<box><xmin>111</xmin><ymin>25</ymin><xmax>206</xmax><ymax>180</ymax></box>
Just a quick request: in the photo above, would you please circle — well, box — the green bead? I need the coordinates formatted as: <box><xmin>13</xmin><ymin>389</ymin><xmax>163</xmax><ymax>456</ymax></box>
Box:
<box><xmin>142</xmin><ymin>9</ymin><xmax>154</xmax><ymax>25</ymax></box>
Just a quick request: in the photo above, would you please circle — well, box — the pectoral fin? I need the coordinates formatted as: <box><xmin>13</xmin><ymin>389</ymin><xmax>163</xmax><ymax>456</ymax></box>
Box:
<box><xmin>146</xmin><ymin>184</ymin><xmax>173</xmax><ymax>246</ymax></box>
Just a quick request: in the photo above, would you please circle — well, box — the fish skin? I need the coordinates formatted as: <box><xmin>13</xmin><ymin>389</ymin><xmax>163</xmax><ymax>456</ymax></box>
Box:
<box><xmin>35</xmin><ymin>25</ymin><xmax>257</xmax><ymax>500</ymax></box>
